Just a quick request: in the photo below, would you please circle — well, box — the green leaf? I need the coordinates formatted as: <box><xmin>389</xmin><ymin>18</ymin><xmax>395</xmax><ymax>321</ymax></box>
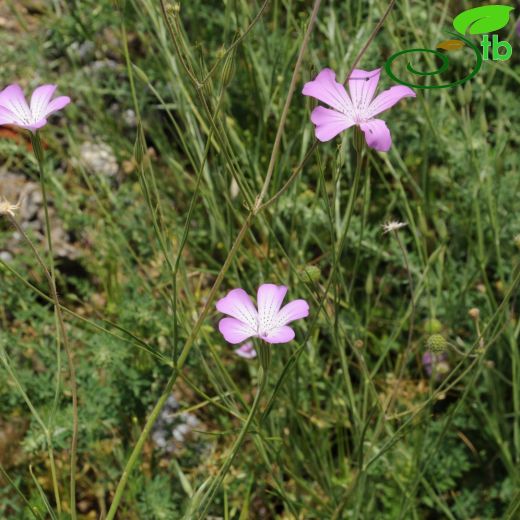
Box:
<box><xmin>453</xmin><ymin>5</ymin><xmax>514</xmax><ymax>35</ymax></box>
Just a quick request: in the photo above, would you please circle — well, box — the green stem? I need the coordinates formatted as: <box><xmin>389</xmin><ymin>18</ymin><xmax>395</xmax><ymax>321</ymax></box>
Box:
<box><xmin>105</xmin><ymin>3</ymin><xmax>322</xmax><ymax>517</ymax></box>
<box><xmin>196</xmin><ymin>362</ymin><xmax>269</xmax><ymax>518</ymax></box>
<box><xmin>0</xmin><ymin>347</ymin><xmax>60</xmax><ymax>516</ymax></box>
<box><xmin>29</xmin><ymin>133</ymin><xmax>78</xmax><ymax>519</ymax></box>
<box><xmin>105</xmin><ymin>370</ymin><xmax>178</xmax><ymax>520</ymax></box>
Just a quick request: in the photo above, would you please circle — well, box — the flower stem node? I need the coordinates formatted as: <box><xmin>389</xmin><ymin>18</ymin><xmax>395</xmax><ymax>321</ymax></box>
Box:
<box><xmin>426</xmin><ymin>334</ymin><xmax>448</xmax><ymax>353</ymax></box>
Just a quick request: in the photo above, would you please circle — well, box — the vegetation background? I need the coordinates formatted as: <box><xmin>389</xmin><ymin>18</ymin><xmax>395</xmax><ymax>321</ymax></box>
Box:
<box><xmin>1</xmin><ymin>0</ymin><xmax>520</xmax><ymax>518</ymax></box>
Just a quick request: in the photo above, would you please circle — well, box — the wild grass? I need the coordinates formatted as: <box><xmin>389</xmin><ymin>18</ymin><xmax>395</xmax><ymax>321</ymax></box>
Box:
<box><xmin>1</xmin><ymin>0</ymin><xmax>520</xmax><ymax>518</ymax></box>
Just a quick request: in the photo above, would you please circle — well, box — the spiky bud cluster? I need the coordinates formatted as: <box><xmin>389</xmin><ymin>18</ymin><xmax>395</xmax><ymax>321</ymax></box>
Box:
<box><xmin>427</xmin><ymin>334</ymin><xmax>448</xmax><ymax>353</ymax></box>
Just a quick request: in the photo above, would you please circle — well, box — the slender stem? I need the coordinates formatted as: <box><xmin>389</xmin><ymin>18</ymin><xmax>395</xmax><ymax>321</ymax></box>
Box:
<box><xmin>255</xmin><ymin>0</ymin><xmax>322</xmax><ymax>208</ymax></box>
<box><xmin>0</xmin><ymin>463</ymin><xmax>43</xmax><ymax>520</ymax></box>
<box><xmin>197</xmin><ymin>364</ymin><xmax>269</xmax><ymax>518</ymax></box>
<box><xmin>0</xmin><ymin>346</ymin><xmax>60</xmax><ymax>515</ymax></box>
<box><xmin>105</xmin><ymin>2</ymin><xmax>322</xmax><ymax>517</ymax></box>
<box><xmin>384</xmin><ymin>230</ymin><xmax>416</xmax><ymax>414</ymax></box>
<box><xmin>29</xmin><ymin>133</ymin><xmax>79</xmax><ymax>519</ymax></box>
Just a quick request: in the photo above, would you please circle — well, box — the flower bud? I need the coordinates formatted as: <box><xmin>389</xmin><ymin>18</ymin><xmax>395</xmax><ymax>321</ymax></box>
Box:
<box><xmin>426</xmin><ymin>334</ymin><xmax>447</xmax><ymax>353</ymax></box>
<box><xmin>221</xmin><ymin>48</ymin><xmax>236</xmax><ymax>87</ymax></box>
<box><xmin>423</xmin><ymin>318</ymin><xmax>443</xmax><ymax>334</ymax></box>
<box><xmin>134</xmin><ymin>122</ymin><xmax>146</xmax><ymax>166</ymax></box>
<box><xmin>165</xmin><ymin>2</ymin><xmax>180</xmax><ymax>16</ymax></box>
<box><xmin>298</xmin><ymin>265</ymin><xmax>320</xmax><ymax>283</ymax></box>
<box><xmin>468</xmin><ymin>308</ymin><xmax>480</xmax><ymax>320</ymax></box>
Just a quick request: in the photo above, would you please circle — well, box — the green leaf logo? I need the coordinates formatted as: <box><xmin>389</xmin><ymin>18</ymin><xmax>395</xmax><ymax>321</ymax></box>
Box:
<box><xmin>453</xmin><ymin>5</ymin><xmax>514</xmax><ymax>35</ymax></box>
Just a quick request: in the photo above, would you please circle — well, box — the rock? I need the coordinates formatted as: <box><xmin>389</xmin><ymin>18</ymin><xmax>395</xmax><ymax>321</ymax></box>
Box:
<box><xmin>79</xmin><ymin>141</ymin><xmax>118</xmax><ymax>177</ymax></box>
<box><xmin>0</xmin><ymin>170</ymin><xmax>79</xmax><ymax>259</ymax></box>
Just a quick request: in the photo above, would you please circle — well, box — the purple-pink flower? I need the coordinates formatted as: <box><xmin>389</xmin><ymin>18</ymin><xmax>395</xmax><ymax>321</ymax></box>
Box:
<box><xmin>216</xmin><ymin>284</ymin><xmax>309</xmax><ymax>344</ymax></box>
<box><xmin>0</xmin><ymin>84</ymin><xmax>70</xmax><ymax>132</ymax></box>
<box><xmin>302</xmin><ymin>68</ymin><xmax>416</xmax><ymax>152</ymax></box>
<box><xmin>234</xmin><ymin>342</ymin><xmax>257</xmax><ymax>359</ymax></box>
<box><xmin>422</xmin><ymin>352</ymin><xmax>449</xmax><ymax>380</ymax></box>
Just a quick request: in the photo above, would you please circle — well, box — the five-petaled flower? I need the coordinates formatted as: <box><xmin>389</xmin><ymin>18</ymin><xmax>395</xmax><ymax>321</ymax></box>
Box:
<box><xmin>0</xmin><ymin>84</ymin><xmax>70</xmax><ymax>132</ymax></box>
<box><xmin>216</xmin><ymin>284</ymin><xmax>309</xmax><ymax>344</ymax></box>
<box><xmin>302</xmin><ymin>68</ymin><xmax>416</xmax><ymax>152</ymax></box>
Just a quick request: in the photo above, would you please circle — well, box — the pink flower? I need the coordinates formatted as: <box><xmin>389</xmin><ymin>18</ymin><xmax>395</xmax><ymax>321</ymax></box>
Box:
<box><xmin>302</xmin><ymin>68</ymin><xmax>416</xmax><ymax>152</ymax></box>
<box><xmin>216</xmin><ymin>284</ymin><xmax>309</xmax><ymax>344</ymax></box>
<box><xmin>234</xmin><ymin>342</ymin><xmax>257</xmax><ymax>359</ymax></box>
<box><xmin>0</xmin><ymin>84</ymin><xmax>70</xmax><ymax>132</ymax></box>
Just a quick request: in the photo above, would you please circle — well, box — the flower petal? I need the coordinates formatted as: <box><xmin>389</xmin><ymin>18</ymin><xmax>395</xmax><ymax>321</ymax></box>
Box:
<box><xmin>257</xmin><ymin>284</ymin><xmax>287</xmax><ymax>332</ymax></box>
<box><xmin>218</xmin><ymin>317</ymin><xmax>256</xmax><ymax>344</ymax></box>
<box><xmin>263</xmin><ymin>326</ymin><xmax>295</xmax><ymax>344</ymax></box>
<box><xmin>310</xmin><ymin>106</ymin><xmax>355</xmax><ymax>142</ymax></box>
<box><xmin>30</xmin><ymin>85</ymin><xmax>57</xmax><ymax>121</ymax></box>
<box><xmin>275</xmin><ymin>299</ymin><xmax>309</xmax><ymax>327</ymax></box>
<box><xmin>0</xmin><ymin>84</ymin><xmax>31</xmax><ymax>124</ymax></box>
<box><xmin>348</xmin><ymin>68</ymin><xmax>381</xmax><ymax>114</ymax></box>
<box><xmin>360</xmin><ymin>119</ymin><xmax>392</xmax><ymax>152</ymax></box>
<box><xmin>44</xmin><ymin>96</ymin><xmax>71</xmax><ymax>117</ymax></box>
<box><xmin>302</xmin><ymin>68</ymin><xmax>353</xmax><ymax>114</ymax></box>
<box><xmin>216</xmin><ymin>288</ymin><xmax>258</xmax><ymax>330</ymax></box>
<box><xmin>367</xmin><ymin>85</ymin><xmax>416</xmax><ymax>118</ymax></box>
<box><xmin>0</xmin><ymin>105</ymin><xmax>18</xmax><ymax>125</ymax></box>
<box><xmin>24</xmin><ymin>119</ymin><xmax>48</xmax><ymax>132</ymax></box>
<box><xmin>234</xmin><ymin>342</ymin><xmax>257</xmax><ymax>359</ymax></box>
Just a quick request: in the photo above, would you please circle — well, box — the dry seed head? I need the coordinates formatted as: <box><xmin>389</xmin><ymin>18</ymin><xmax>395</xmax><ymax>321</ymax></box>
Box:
<box><xmin>0</xmin><ymin>199</ymin><xmax>19</xmax><ymax>218</ymax></box>
<box><xmin>382</xmin><ymin>220</ymin><xmax>407</xmax><ymax>234</ymax></box>
<box><xmin>468</xmin><ymin>308</ymin><xmax>480</xmax><ymax>320</ymax></box>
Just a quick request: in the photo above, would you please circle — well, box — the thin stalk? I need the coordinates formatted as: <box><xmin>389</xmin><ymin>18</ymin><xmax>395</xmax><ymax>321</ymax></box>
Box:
<box><xmin>0</xmin><ymin>347</ymin><xmax>60</xmax><ymax>516</ymax></box>
<box><xmin>0</xmin><ymin>464</ymin><xmax>43</xmax><ymax>520</ymax></box>
<box><xmin>29</xmin><ymin>132</ymin><xmax>79</xmax><ymax>518</ymax></box>
<box><xmin>196</xmin><ymin>362</ymin><xmax>269</xmax><ymax>518</ymax></box>
<box><xmin>105</xmin><ymin>3</ymin><xmax>322</xmax><ymax>517</ymax></box>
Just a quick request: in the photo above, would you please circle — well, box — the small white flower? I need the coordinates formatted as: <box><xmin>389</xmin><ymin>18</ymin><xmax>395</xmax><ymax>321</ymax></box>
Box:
<box><xmin>382</xmin><ymin>220</ymin><xmax>407</xmax><ymax>234</ymax></box>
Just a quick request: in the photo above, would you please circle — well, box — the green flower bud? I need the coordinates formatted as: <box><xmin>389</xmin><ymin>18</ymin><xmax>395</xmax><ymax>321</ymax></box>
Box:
<box><xmin>423</xmin><ymin>318</ymin><xmax>443</xmax><ymax>334</ymax></box>
<box><xmin>298</xmin><ymin>265</ymin><xmax>320</xmax><ymax>283</ymax></box>
<box><xmin>427</xmin><ymin>334</ymin><xmax>448</xmax><ymax>353</ymax></box>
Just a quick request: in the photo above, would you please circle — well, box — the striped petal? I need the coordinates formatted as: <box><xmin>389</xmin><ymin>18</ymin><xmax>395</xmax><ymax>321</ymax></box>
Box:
<box><xmin>219</xmin><ymin>317</ymin><xmax>256</xmax><ymax>344</ymax></box>
<box><xmin>0</xmin><ymin>84</ymin><xmax>31</xmax><ymax>125</ymax></box>
<box><xmin>302</xmin><ymin>68</ymin><xmax>353</xmax><ymax>114</ymax></box>
<box><xmin>30</xmin><ymin>84</ymin><xmax>57</xmax><ymax>121</ymax></box>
